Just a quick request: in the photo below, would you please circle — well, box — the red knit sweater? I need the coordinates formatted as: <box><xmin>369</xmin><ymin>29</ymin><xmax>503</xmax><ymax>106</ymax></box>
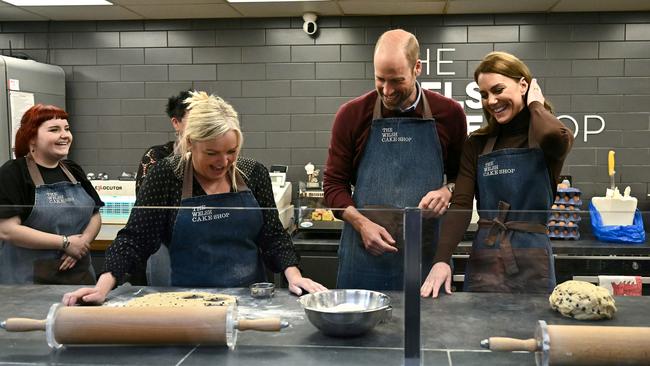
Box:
<box><xmin>323</xmin><ymin>89</ymin><xmax>467</xmax><ymax>212</ymax></box>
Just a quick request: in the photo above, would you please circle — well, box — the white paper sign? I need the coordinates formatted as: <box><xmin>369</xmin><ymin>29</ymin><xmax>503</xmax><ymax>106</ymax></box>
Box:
<box><xmin>9</xmin><ymin>91</ymin><xmax>35</xmax><ymax>158</ymax></box>
<box><xmin>8</xmin><ymin>78</ymin><xmax>20</xmax><ymax>91</ymax></box>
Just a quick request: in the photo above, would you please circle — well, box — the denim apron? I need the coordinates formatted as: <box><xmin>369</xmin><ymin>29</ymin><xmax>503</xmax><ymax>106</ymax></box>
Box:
<box><xmin>168</xmin><ymin>158</ymin><xmax>266</xmax><ymax>287</ymax></box>
<box><xmin>0</xmin><ymin>157</ymin><xmax>96</xmax><ymax>284</ymax></box>
<box><xmin>337</xmin><ymin>95</ymin><xmax>444</xmax><ymax>290</ymax></box>
<box><xmin>464</xmin><ymin>125</ymin><xmax>555</xmax><ymax>293</ymax></box>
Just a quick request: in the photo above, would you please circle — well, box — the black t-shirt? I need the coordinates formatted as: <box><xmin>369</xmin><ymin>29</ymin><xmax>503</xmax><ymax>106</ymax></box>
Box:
<box><xmin>0</xmin><ymin>157</ymin><xmax>104</xmax><ymax>221</ymax></box>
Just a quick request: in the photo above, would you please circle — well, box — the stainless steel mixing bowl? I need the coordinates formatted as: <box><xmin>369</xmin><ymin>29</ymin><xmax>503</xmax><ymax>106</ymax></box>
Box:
<box><xmin>298</xmin><ymin>289</ymin><xmax>391</xmax><ymax>337</ymax></box>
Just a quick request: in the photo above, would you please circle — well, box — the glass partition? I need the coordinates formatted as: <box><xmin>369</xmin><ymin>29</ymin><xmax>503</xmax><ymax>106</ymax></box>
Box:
<box><xmin>0</xmin><ymin>203</ymin><xmax>648</xmax><ymax>366</ymax></box>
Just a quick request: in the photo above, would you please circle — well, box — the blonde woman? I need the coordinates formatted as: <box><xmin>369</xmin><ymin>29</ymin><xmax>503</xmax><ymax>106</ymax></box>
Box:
<box><xmin>64</xmin><ymin>91</ymin><xmax>325</xmax><ymax>304</ymax></box>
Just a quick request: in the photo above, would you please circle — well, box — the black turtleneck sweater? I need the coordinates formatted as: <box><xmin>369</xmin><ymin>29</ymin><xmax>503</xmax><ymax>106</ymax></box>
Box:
<box><xmin>434</xmin><ymin>101</ymin><xmax>574</xmax><ymax>264</ymax></box>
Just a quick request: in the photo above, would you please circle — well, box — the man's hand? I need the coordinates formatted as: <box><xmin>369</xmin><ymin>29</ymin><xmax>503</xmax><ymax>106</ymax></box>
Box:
<box><xmin>342</xmin><ymin>206</ymin><xmax>398</xmax><ymax>256</ymax></box>
<box><xmin>420</xmin><ymin>262</ymin><xmax>453</xmax><ymax>298</ymax></box>
<box><xmin>358</xmin><ymin>220</ymin><xmax>398</xmax><ymax>256</ymax></box>
<box><xmin>418</xmin><ymin>186</ymin><xmax>452</xmax><ymax>217</ymax></box>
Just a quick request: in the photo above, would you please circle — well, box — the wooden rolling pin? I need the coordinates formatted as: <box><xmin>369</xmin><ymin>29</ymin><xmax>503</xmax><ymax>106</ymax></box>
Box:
<box><xmin>1</xmin><ymin>304</ymin><xmax>287</xmax><ymax>348</ymax></box>
<box><xmin>481</xmin><ymin>320</ymin><xmax>650</xmax><ymax>366</ymax></box>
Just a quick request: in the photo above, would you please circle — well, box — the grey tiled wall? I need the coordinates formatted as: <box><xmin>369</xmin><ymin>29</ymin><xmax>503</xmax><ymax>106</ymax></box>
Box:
<box><xmin>1</xmin><ymin>12</ymin><xmax>649</xmax><ymax>207</ymax></box>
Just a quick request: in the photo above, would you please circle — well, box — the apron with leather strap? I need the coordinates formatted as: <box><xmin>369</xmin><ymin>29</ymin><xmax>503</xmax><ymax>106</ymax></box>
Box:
<box><xmin>168</xmin><ymin>157</ymin><xmax>266</xmax><ymax>287</ymax></box>
<box><xmin>464</xmin><ymin>124</ymin><xmax>555</xmax><ymax>293</ymax></box>
<box><xmin>337</xmin><ymin>94</ymin><xmax>445</xmax><ymax>291</ymax></box>
<box><xmin>0</xmin><ymin>156</ymin><xmax>96</xmax><ymax>284</ymax></box>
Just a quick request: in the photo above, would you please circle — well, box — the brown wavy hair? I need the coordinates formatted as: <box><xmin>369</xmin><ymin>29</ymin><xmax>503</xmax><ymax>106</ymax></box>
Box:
<box><xmin>14</xmin><ymin>104</ymin><xmax>69</xmax><ymax>158</ymax></box>
<box><xmin>472</xmin><ymin>51</ymin><xmax>553</xmax><ymax>136</ymax></box>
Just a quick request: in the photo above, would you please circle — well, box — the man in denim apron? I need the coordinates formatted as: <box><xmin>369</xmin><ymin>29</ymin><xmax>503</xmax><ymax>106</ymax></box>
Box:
<box><xmin>324</xmin><ymin>30</ymin><xmax>467</xmax><ymax>291</ymax></box>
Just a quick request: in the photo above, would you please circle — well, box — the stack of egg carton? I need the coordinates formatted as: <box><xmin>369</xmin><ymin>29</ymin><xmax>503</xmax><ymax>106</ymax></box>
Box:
<box><xmin>547</xmin><ymin>187</ymin><xmax>582</xmax><ymax>240</ymax></box>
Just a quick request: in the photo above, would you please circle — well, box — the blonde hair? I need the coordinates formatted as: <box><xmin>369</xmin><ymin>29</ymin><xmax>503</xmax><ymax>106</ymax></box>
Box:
<box><xmin>473</xmin><ymin>51</ymin><xmax>553</xmax><ymax>136</ymax></box>
<box><xmin>176</xmin><ymin>90</ymin><xmax>243</xmax><ymax>189</ymax></box>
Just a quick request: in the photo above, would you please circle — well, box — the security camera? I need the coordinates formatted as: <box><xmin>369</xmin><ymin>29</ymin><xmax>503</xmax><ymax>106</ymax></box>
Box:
<box><xmin>302</xmin><ymin>12</ymin><xmax>318</xmax><ymax>36</ymax></box>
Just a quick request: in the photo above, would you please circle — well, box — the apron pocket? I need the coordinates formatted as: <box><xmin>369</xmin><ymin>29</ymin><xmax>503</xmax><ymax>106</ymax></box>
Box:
<box><xmin>33</xmin><ymin>256</ymin><xmax>96</xmax><ymax>285</ymax></box>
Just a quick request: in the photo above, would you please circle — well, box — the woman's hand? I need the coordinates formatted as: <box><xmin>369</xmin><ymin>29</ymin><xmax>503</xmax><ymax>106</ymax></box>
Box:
<box><xmin>420</xmin><ymin>262</ymin><xmax>453</xmax><ymax>298</ymax></box>
<box><xmin>61</xmin><ymin>273</ymin><xmax>116</xmax><ymax>306</ymax></box>
<box><xmin>64</xmin><ymin>234</ymin><xmax>90</xmax><ymax>259</ymax></box>
<box><xmin>527</xmin><ymin>78</ymin><xmax>545</xmax><ymax>106</ymax></box>
<box><xmin>284</xmin><ymin>266</ymin><xmax>327</xmax><ymax>295</ymax></box>
<box><xmin>62</xmin><ymin>287</ymin><xmax>106</xmax><ymax>306</ymax></box>
<box><xmin>58</xmin><ymin>254</ymin><xmax>77</xmax><ymax>271</ymax></box>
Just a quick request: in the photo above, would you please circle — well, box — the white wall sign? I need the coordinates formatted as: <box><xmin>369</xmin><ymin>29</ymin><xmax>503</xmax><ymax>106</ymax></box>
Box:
<box><xmin>420</xmin><ymin>48</ymin><xmax>605</xmax><ymax>140</ymax></box>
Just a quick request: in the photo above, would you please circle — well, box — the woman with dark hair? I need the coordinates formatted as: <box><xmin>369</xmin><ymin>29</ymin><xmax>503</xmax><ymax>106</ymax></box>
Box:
<box><xmin>0</xmin><ymin>104</ymin><xmax>103</xmax><ymax>284</ymax></box>
<box><xmin>421</xmin><ymin>51</ymin><xmax>574</xmax><ymax>296</ymax></box>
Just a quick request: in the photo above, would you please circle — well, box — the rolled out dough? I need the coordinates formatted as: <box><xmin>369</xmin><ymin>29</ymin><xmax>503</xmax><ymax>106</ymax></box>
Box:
<box><xmin>124</xmin><ymin>291</ymin><xmax>237</xmax><ymax>307</ymax></box>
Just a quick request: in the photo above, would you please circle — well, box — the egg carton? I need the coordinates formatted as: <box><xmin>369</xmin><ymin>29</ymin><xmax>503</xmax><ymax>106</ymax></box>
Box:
<box><xmin>547</xmin><ymin>221</ymin><xmax>579</xmax><ymax>229</ymax></box>
<box><xmin>550</xmin><ymin>203</ymin><xmax>581</xmax><ymax>211</ymax></box>
<box><xmin>557</xmin><ymin>187</ymin><xmax>581</xmax><ymax>194</ymax></box>
<box><xmin>553</xmin><ymin>197</ymin><xmax>582</xmax><ymax>206</ymax></box>
<box><xmin>548</xmin><ymin>211</ymin><xmax>582</xmax><ymax>223</ymax></box>
<box><xmin>547</xmin><ymin>226</ymin><xmax>580</xmax><ymax>240</ymax></box>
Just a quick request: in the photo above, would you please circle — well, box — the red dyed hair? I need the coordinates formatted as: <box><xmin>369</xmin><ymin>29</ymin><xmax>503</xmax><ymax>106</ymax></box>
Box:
<box><xmin>14</xmin><ymin>104</ymin><xmax>69</xmax><ymax>158</ymax></box>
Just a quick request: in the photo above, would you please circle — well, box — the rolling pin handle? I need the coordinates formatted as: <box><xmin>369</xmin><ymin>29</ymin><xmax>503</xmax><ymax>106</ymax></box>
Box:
<box><xmin>0</xmin><ymin>321</ymin><xmax>5</xmax><ymax>329</ymax></box>
<box><xmin>235</xmin><ymin>318</ymin><xmax>287</xmax><ymax>332</ymax></box>
<box><xmin>483</xmin><ymin>337</ymin><xmax>539</xmax><ymax>352</ymax></box>
<box><xmin>280</xmin><ymin>320</ymin><xmax>289</xmax><ymax>329</ymax></box>
<box><xmin>3</xmin><ymin>318</ymin><xmax>47</xmax><ymax>332</ymax></box>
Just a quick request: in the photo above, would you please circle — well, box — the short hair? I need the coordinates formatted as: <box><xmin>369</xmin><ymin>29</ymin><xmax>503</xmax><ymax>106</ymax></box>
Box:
<box><xmin>14</xmin><ymin>104</ymin><xmax>68</xmax><ymax>158</ymax></box>
<box><xmin>375</xmin><ymin>29</ymin><xmax>420</xmax><ymax>69</ymax></box>
<box><xmin>165</xmin><ymin>90</ymin><xmax>192</xmax><ymax>120</ymax></box>
<box><xmin>176</xmin><ymin>91</ymin><xmax>243</xmax><ymax>189</ymax></box>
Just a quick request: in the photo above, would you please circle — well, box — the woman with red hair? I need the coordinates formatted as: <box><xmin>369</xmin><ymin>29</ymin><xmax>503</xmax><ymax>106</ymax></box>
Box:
<box><xmin>0</xmin><ymin>104</ymin><xmax>103</xmax><ymax>284</ymax></box>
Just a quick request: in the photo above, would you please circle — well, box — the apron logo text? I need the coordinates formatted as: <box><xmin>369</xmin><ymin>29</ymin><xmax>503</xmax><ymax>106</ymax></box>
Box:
<box><xmin>46</xmin><ymin>192</ymin><xmax>73</xmax><ymax>204</ymax></box>
<box><xmin>381</xmin><ymin>127</ymin><xmax>413</xmax><ymax>143</ymax></box>
<box><xmin>191</xmin><ymin>206</ymin><xmax>230</xmax><ymax>223</ymax></box>
<box><xmin>483</xmin><ymin>161</ymin><xmax>515</xmax><ymax>177</ymax></box>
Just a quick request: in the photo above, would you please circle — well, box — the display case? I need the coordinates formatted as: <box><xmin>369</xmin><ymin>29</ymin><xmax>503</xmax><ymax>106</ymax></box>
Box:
<box><xmin>90</xmin><ymin>179</ymin><xmax>136</xmax><ymax>225</ymax></box>
<box><xmin>297</xmin><ymin>181</ymin><xmax>343</xmax><ymax>232</ymax></box>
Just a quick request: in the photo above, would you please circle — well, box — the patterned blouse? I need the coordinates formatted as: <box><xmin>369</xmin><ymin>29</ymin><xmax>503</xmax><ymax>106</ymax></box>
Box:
<box><xmin>105</xmin><ymin>154</ymin><xmax>298</xmax><ymax>284</ymax></box>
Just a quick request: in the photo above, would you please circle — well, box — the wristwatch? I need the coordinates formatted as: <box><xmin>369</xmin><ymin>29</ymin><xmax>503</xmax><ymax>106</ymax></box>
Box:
<box><xmin>446</xmin><ymin>183</ymin><xmax>455</xmax><ymax>194</ymax></box>
<box><xmin>61</xmin><ymin>235</ymin><xmax>70</xmax><ymax>250</ymax></box>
